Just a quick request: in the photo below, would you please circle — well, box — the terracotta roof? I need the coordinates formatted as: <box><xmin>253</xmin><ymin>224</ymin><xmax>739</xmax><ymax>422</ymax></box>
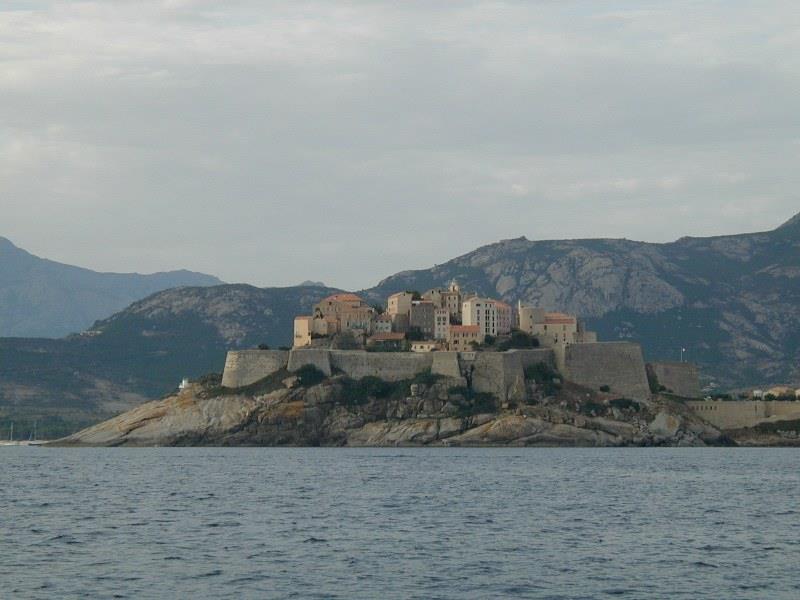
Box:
<box><xmin>544</xmin><ymin>312</ymin><xmax>577</xmax><ymax>325</ymax></box>
<box><xmin>450</xmin><ymin>325</ymin><xmax>480</xmax><ymax>334</ymax></box>
<box><xmin>494</xmin><ymin>300</ymin><xmax>513</xmax><ymax>310</ymax></box>
<box><xmin>322</xmin><ymin>293</ymin><xmax>363</xmax><ymax>303</ymax></box>
<box><xmin>370</xmin><ymin>332</ymin><xmax>406</xmax><ymax>341</ymax></box>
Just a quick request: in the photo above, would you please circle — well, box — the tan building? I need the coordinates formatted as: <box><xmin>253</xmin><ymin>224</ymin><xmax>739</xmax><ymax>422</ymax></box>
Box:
<box><xmin>517</xmin><ymin>302</ymin><xmax>596</xmax><ymax>347</ymax></box>
<box><xmin>423</xmin><ymin>280</ymin><xmax>462</xmax><ymax>321</ymax></box>
<box><xmin>411</xmin><ymin>341</ymin><xmax>440</xmax><ymax>353</ymax></box>
<box><xmin>293</xmin><ymin>293</ymin><xmax>376</xmax><ymax>348</ymax></box>
<box><xmin>367</xmin><ymin>332</ymin><xmax>406</xmax><ymax>350</ymax></box>
<box><xmin>387</xmin><ymin>291</ymin><xmax>415</xmax><ymax>332</ymax></box>
<box><xmin>293</xmin><ymin>316</ymin><xmax>313</xmax><ymax>348</ymax></box>
<box><xmin>448</xmin><ymin>325</ymin><xmax>483</xmax><ymax>352</ymax></box>
<box><xmin>462</xmin><ymin>297</ymin><xmax>498</xmax><ymax>337</ymax></box>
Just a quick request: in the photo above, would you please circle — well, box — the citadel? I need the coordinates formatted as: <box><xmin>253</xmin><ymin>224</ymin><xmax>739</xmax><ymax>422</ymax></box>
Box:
<box><xmin>217</xmin><ymin>281</ymin><xmax>800</xmax><ymax>433</ymax></box>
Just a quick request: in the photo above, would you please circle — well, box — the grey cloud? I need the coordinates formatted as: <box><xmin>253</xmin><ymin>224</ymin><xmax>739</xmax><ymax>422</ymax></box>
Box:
<box><xmin>1</xmin><ymin>1</ymin><xmax>799</xmax><ymax>289</ymax></box>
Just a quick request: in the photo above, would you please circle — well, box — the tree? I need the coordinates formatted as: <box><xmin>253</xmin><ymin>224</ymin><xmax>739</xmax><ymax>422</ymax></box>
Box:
<box><xmin>258</xmin><ymin>343</ymin><xmax>270</xmax><ymax>350</ymax></box>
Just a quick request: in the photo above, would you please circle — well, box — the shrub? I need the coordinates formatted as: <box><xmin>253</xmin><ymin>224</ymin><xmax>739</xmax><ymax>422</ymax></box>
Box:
<box><xmin>580</xmin><ymin>401</ymin><xmax>605</xmax><ymax>416</ymax></box>
<box><xmin>296</xmin><ymin>364</ymin><xmax>326</xmax><ymax>387</ymax></box>
<box><xmin>258</xmin><ymin>343</ymin><xmax>270</xmax><ymax>350</ymax></box>
<box><xmin>599</xmin><ymin>385</ymin><xmax>611</xmax><ymax>393</ymax></box>
<box><xmin>609</xmin><ymin>398</ymin><xmax>641</xmax><ymax>412</ymax></box>
<box><xmin>498</xmin><ymin>331</ymin><xmax>539</xmax><ymax>351</ymax></box>
<box><xmin>340</xmin><ymin>376</ymin><xmax>403</xmax><ymax>405</ymax></box>
<box><xmin>525</xmin><ymin>362</ymin><xmax>562</xmax><ymax>396</ymax></box>
<box><xmin>412</xmin><ymin>369</ymin><xmax>442</xmax><ymax>386</ymax></box>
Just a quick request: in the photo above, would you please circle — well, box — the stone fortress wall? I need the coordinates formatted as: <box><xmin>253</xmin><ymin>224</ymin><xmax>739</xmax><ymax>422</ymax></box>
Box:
<box><xmin>221</xmin><ymin>344</ymin><xmax>650</xmax><ymax>401</ymax></box>
<box><xmin>686</xmin><ymin>400</ymin><xmax>800</xmax><ymax>430</ymax></box>
<box><xmin>559</xmin><ymin>343</ymin><xmax>651</xmax><ymax>401</ymax></box>
<box><xmin>221</xmin><ymin>350</ymin><xmax>290</xmax><ymax>388</ymax></box>
<box><xmin>649</xmin><ymin>362</ymin><xmax>701</xmax><ymax>398</ymax></box>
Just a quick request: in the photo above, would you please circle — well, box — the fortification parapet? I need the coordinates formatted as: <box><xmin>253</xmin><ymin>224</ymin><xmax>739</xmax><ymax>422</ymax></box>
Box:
<box><xmin>648</xmin><ymin>362</ymin><xmax>701</xmax><ymax>398</ymax></box>
<box><xmin>287</xmin><ymin>348</ymin><xmax>333</xmax><ymax>376</ymax></box>
<box><xmin>431</xmin><ymin>352</ymin><xmax>462</xmax><ymax>379</ymax></box>
<box><xmin>330</xmin><ymin>351</ymin><xmax>433</xmax><ymax>381</ymax></box>
<box><xmin>221</xmin><ymin>350</ymin><xmax>289</xmax><ymax>388</ymax></box>
<box><xmin>562</xmin><ymin>342</ymin><xmax>650</xmax><ymax>401</ymax></box>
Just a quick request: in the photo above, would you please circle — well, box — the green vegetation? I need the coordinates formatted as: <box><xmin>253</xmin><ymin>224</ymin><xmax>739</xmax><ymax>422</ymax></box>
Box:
<box><xmin>579</xmin><ymin>401</ymin><xmax>605</xmax><ymax>416</ymax></box>
<box><xmin>647</xmin><ymin>369</ymin><xmax>666</xmax><ymax>394</ymax></box>
<box><xmin>497</xmin><ymin>330</ymin><xmax>539</xmax><ymax>351</ymax></box>
<box><xmin>295</xmin><ymin>364</ymin><xmax>326</xmax><ymax>387</ymax></box>
<box><xmin>599</xmin><ymin>385</ymin><xmax>611</xmax><ymax>393</ymax></box>
<box><xmin>524</xmin><ymin>362</ymin><xmax>562</xmax><ymax>395</ymax></box>
<box><xmin>609</xmin><ymin>398</ymin><xmax>641</xmax><ymax>412</ymax></box>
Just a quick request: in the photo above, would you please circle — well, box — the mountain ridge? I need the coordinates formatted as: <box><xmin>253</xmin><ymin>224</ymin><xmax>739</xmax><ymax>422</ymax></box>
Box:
<box><xmin>0</xmin><ymin>235</ymin><xmax>223</xmax><ymax>337</ymax></box>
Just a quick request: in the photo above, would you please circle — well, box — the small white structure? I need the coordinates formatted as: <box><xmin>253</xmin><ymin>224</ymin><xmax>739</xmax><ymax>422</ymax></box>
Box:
<box><xmin>752</xmin><ymin>389</ymin><xmax>764</xmax><ymax>399</ymax></box>
<box><xmin>178</xmin><ymin>378</ymin><xmax>190</xmax><ymax>391</ymax></box>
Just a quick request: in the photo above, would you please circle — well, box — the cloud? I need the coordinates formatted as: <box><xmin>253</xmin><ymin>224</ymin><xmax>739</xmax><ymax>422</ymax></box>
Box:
<box><xmin>1</xmin><ymin>1</ymin><xmax>799</xmax><ymax>288</ymax></box>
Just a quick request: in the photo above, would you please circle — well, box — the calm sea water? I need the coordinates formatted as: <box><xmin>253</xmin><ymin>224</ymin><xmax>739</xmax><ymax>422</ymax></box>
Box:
<box><xmin>2</xmin><ymin>448</ymin><xmax>799</xmax><ymax>599</ymax></box>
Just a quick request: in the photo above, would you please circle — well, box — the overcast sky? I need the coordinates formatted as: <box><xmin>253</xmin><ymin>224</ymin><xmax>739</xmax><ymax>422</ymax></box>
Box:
<box><xmin>2</xmin><ymin>1</ymin><xmax>799</xmax><ymax>289</ymax></box>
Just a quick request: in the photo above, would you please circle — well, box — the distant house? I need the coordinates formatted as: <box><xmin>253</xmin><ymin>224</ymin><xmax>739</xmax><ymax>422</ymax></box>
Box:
<box><xmin>410</xmin><ymin>341</ymin><xmax>439</xmax><ymax>353</ymax></box>
<box><xmin>448</xmin><ymin>325</ymin><xmax>483</xmax><ymax>352</ymax></box>
<box><xmin>367</xmin><ymin>332</ymin><xmax>406</xmax><ymax>350</ymax></box>
<box><xmin>293</xmin><ymin>293</ymin><xmax>376</xmax><ymax>348</ymax></box>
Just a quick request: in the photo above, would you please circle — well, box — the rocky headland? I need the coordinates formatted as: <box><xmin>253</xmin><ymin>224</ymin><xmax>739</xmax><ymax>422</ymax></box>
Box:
<box><xmin>55</xmin><ymin>368</ymin><xmax>729</xmax><ymax>447</ymax></box>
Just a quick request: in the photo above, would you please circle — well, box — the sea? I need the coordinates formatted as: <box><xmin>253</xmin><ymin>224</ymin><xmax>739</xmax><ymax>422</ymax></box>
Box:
<box><xmin>1</xmin><ymin>447</ymin><xmax>798</xmax><ymax>599</ymax></box>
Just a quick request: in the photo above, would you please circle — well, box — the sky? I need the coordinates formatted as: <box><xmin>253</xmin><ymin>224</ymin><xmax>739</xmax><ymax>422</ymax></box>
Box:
<box><xmin>2</xmin><ymin>1</ymin><xmax>799</xmax><ymax>290</ymax></box>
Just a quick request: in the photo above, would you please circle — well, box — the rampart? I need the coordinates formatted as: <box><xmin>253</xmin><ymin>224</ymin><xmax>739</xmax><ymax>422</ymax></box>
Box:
<box><xmin>649</xmin><ymin>362</ymin><xmax>701</xmax><ymax>398</ymax></box>
<box><xmin>220</xmin><ymin>343</ymin><xmax>645</xmax><ymax>402</ymax></box>
<box><xmin>330</xmin><ymin>351</ymin><xmax>433</xmax><ymax>381</ymax></box>
<box><xmin>686</xmin><ymin>400</ymin><xmax>800</xmax><ymax>430</ymax></box>
<box><xmin>221</xmin><ymin>350</ymin><xmax>289</xmax><ymax>388</ymax></box>
<box><xmin>561</xmin><ymin>342</ymin><xmax>651</xmax><ymax>401</ymax></box>
<box><xmin>287</xmin><ymin>348</ymin><xmax>333</xmax><ymax>376</ymax></box>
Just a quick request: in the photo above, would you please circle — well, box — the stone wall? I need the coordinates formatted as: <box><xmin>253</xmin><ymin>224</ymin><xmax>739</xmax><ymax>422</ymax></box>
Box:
<box><xmin>330</xmin><ymin>351</ymin><xmax>433</xmax><ymax>381</ymax></box>
<box><xmin>221</xmin><ymin>350</ymin><xmax>289</xmax><ymax>388</ymax></box>
<box><xmin>431</xmin><ymin>352</ymin><xmax>462</xmax><ymax>379</ymax></box>
<box><xmin>686</xmin><ymin>400</ymin><xmax>800</xmax><ymax>430</ymax></box>
<box><xmin>287</xmin><ymin>348</ymin><xmax>333</xmax><ymax>377</ymax></box>
<box><xmin>562</xmin><ymin>342</ymin><xmax>651</xmax><ymax>401</ymax></box>
<box><xmin>649</xmin><ymin>362</ymin><xmax>701</xmax><ymax>398</ymax></box>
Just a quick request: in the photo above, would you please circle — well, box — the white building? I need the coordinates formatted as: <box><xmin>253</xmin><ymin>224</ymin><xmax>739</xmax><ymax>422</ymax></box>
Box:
<box><xmin>462</xmin><ymin>297</ymin><xmax>498</xmax><ymax>337</ymax></box>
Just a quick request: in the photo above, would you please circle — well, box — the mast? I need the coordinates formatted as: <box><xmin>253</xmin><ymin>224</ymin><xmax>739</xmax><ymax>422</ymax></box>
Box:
<box><xmin>9</xmin><ymin>422</ymin><xmax>13</xmax><ymax>442</ymax></box>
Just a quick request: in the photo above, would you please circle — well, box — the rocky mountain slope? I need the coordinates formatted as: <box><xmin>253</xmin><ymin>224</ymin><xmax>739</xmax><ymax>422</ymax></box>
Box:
<box><xmin>0</xmin><ymin>236</ymin><xmax>222</xmax><ymax>337</ymax></box>
<box><xmin>367</xmin><ymin>213</ymin><xmax>800</xmax><ymax>388</ymax></box>
<box><xmin>55</xmin><ymin>370</ymin><xmax>726</xmax><ymax>448</ymax></box>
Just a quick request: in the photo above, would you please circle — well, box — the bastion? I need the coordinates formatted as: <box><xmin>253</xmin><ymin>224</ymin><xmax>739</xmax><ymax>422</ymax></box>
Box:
<box><xmin>221</xmin><ymin>343</ymin><xmax>650</xmax><ymax>401</ymax></box>
<box><xmin>686</xmin><ymin>400</ymin><xmax>800</xmax><ymax>430</ymax></box>
<box><xmin>649</xmin><ymin>362</ymin><xmax>701</xmax><ymax>398</ymax></box>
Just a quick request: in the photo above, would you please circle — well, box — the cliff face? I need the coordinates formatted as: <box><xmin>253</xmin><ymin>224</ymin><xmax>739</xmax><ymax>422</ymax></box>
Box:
<box><xmin>56</xmin><ymin>376</ymin><xmax>725</xmax><ymax>448</ymax></box>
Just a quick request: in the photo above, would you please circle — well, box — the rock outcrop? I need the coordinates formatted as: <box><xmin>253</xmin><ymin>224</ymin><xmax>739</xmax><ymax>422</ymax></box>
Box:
<box><xmin>55</xmin><ymin>374</ymin><xmax>728</xmax><ymax>448</ymax></box>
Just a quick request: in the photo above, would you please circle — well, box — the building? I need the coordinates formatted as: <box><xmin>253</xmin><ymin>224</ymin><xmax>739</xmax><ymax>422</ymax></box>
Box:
<box><xmin>517</xmin><ymin>302</ymin><xmax>596</xmax><ymax>347</ymax></box>
<box><xmin>293</xmin><ymin>293</ymin><xmax>376</xmax><ymax>348</ymax></box>
<box><xmin>373</xmin><ymin>314</ymin><xmax>393</xmax><ymax>334</ymax></box>
<box><xmin>409</xmin><ymin>300</ymin><xmax>435</xmax><ymax>338</ymax></box>
<box><xmin>448</xmin><ymin>325</ymin><xmax>483</xmax><ymax>352</ymax></box>
<box><xmin>494</xmin><ymin>300</ymin><xmax>514</xmax><ymax>335</ymax></box>
<box><xmin>423</xmin><ymin>280</ymin><xmax>462</xmax><ymax>321</ymax></box>
<box><xmin>434</xmin><ymin>308</ymin><xmax>450</xmax><ymax>340</ymax></box>
<box><xmin>293</xmin><ymin>315</ymin><xmax>313</xmax><ymax>347</ymax></box>
<box><xmin>387</xmin><ymin>291</ymin><xmax>415</xmax><ymax>332</ymax></box>
<box><xmin>367</xmin><ymin>332</ymin><xmax>406</xmax><ymax>350</ymax></box>
<box><xmin>462</xmin><ymin>297</ymin><xmax>498</xmax><ymax>337</ymax></box>
<box><xmin>410</xmin><ymin>341</ymin><xmax>440</xmax><ymax>353</ymax></box>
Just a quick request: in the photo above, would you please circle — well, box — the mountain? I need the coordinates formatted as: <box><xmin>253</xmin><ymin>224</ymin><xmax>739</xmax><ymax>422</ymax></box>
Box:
<box><xmin>0</xmin><ymin>284</ymin><xmax>338</xmax><ymax>437</ymax></box>
<box><xmin>1</xmin><ymin>214</ymin><xmax>798</xmax><ymax>437</ymax></box>
<box><xmin>0</xmin><ymin>236</ymin><xmax>223</xmax><ymax>337</ymax></box>
<box><xmin>366</xmin><ymin>212</ymin><xmax>800</xmax><ymax>387</ymax></box>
